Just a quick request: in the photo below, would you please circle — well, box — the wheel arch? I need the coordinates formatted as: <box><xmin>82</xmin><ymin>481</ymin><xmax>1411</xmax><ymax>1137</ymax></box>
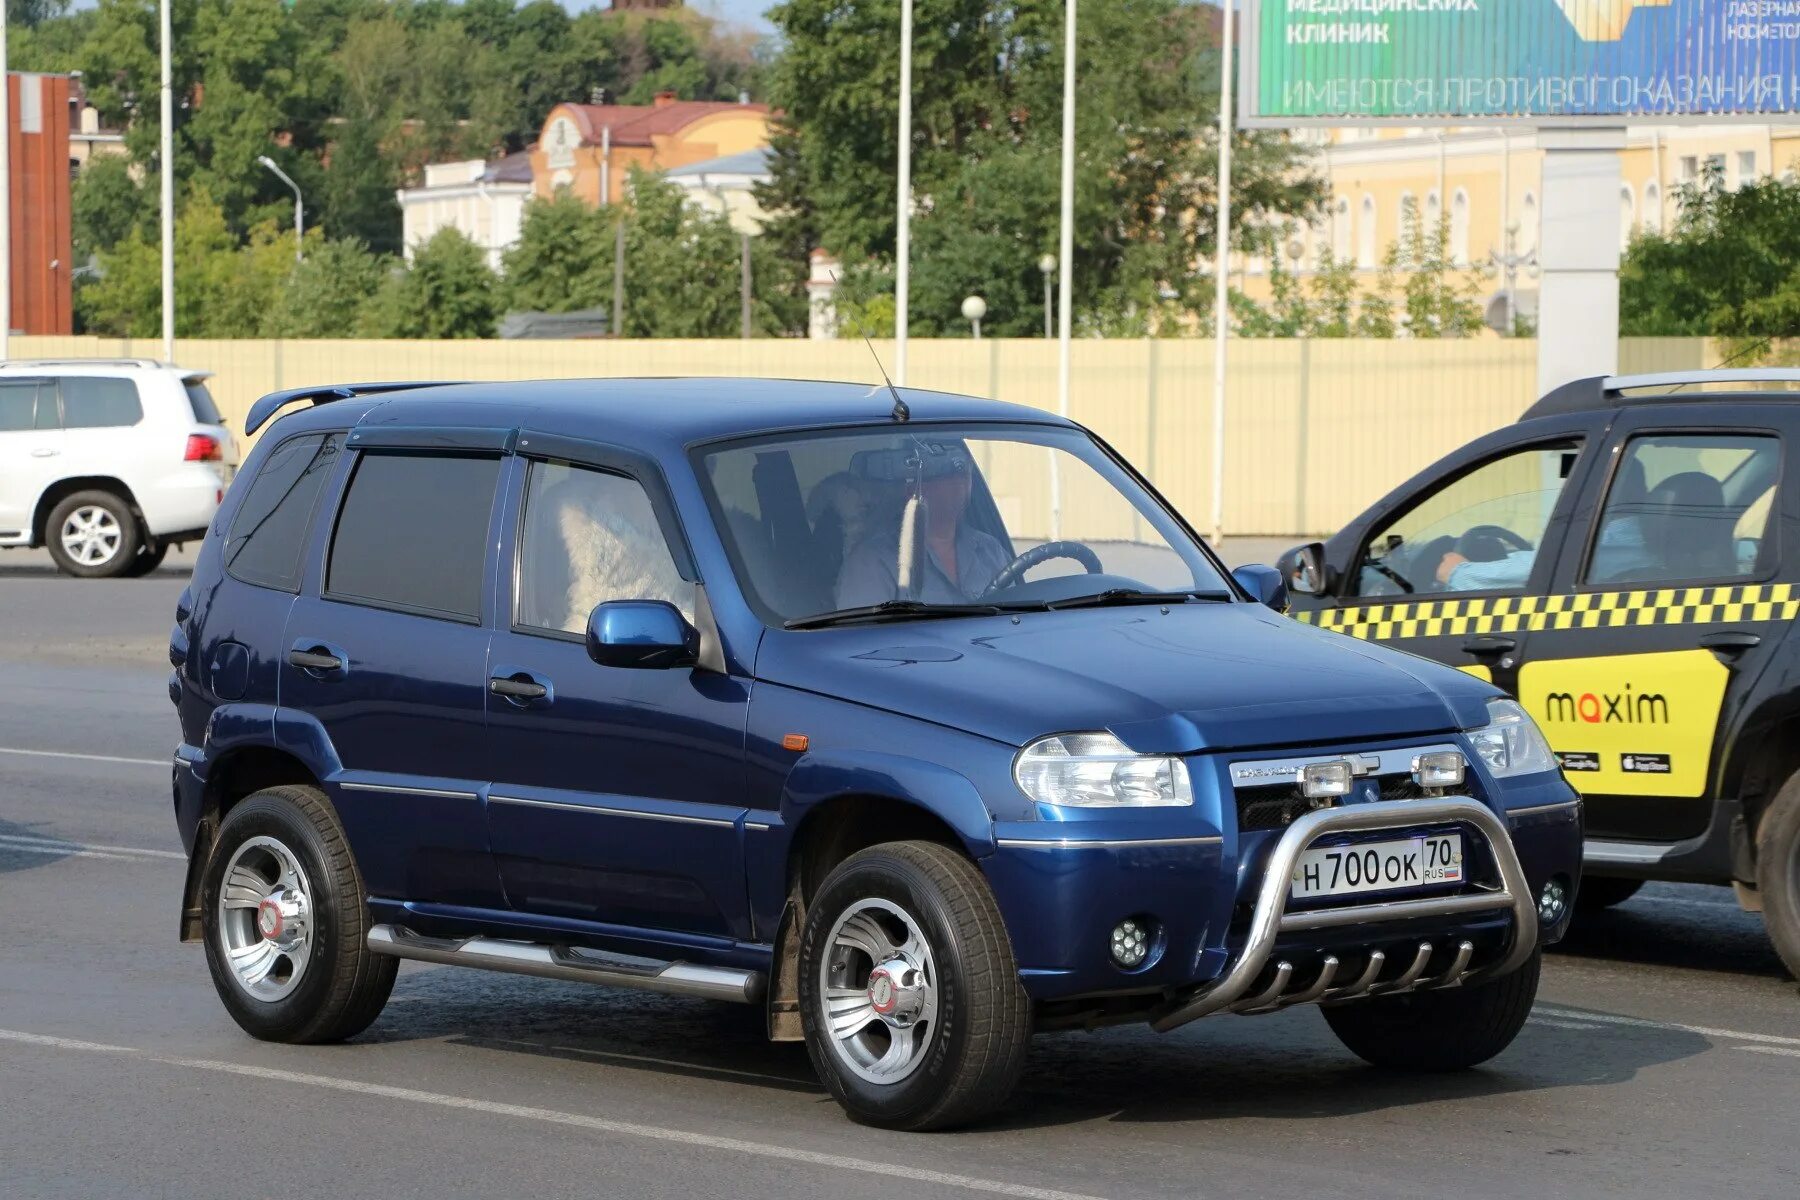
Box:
<box><xmin>31</xmin><ymin>476</ymin><xmax>143</xmax><ymax>547</ymax></box>
<box><xmin>179</xmin><ymin>746</ymin><xmax>321</xmax><ymax>942</ymax></box>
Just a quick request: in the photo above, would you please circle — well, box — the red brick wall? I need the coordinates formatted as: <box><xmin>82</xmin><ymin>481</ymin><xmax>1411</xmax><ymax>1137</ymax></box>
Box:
<box><xmin>7</xmin><ymin>72</ymin><xmax>74</xmax><ymax>336</ymax></box>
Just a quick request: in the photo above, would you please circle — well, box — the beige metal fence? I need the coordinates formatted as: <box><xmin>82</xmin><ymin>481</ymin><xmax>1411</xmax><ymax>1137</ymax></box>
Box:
<box><xmin>8</xmin><ymin>335</ymin><xmax>1715</xmax><ymax>537</ymax></box>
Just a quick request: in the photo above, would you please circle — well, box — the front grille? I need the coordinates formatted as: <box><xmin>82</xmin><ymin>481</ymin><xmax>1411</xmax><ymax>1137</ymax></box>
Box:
<box><xmin>1233</xmin><ymin>774</ymin><xmax>1445</xmax><ymax>832</ymax></box>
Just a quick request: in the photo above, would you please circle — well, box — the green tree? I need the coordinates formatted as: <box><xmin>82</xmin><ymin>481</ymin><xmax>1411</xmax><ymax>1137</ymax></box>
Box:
<box><xmin>1383</xmin><ymin>200</ymin><xmax>1481</xmax><ymax>338</ymax></box>
<box><xmin>71</xmin><ymin>154</ymin><xmax>149</xmax><ymax>262</ymax></box>
<box><xmin>762</xmin><ymin>0</ymin><xmax>1322</xmax><ymax>336</ymax></box>
<box><xmin>1621</xmin><ymin>172</ymin><xmax>1800</xmax><ymax>337</ymax></box>
<box><xmin>265</xmin><ymin>238</ymin><xmax>389</xmax><ymax>338</ymax></box>
<box><xmin>502</xmin><ymin>191</ymin><xmax>618</xmax><ymax>316</ymax></box>
<box><xmin>358</xmin><ymin>228</ymin><xmax>500</xmax><ymax>339</ymax></box>
<box><xmin>617</xmin><ymin>169</ymin><xmax>800</xmax><ymax>337</ymax></box>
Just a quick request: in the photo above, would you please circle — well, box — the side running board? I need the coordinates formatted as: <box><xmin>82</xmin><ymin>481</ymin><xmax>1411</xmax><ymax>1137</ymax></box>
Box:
<box><xmin>367</xmin><ymin>925</ymin><xmax>765</xmax><ymax>1005</ymax></box>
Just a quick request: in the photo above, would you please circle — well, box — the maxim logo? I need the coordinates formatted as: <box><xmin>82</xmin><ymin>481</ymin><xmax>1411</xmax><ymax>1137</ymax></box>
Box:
<box><xmin>1544</xmin><ymin>685</ymin><xmax>1669</xmax><ymax>725</ymax></box>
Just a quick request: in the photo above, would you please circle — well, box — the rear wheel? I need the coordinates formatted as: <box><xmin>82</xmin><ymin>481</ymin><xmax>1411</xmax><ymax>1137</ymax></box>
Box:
<box><xmin>1576</xmin><ymin>876</ymin><xmax>1644</xmax><ymax>912</ymax></box>
<box><xmin>798</xmin><ymin>841</ymin><xmax>1031</xmax><ymax>1131</ymax></box>
<box><xmin>200</xmin><ymin>784</ymin><xmax>396</xmax><ymax>1043</ymax></box>
<box><xmin>1324</xmin><ymin>950</ymin><xmax>1540</xmax><ymax>1071</ymax></box>
<box><xmin>1757</xmin><ymin>773</ymin><xmax>1800</xmax><ymax>981</ymax></box>
<box><xmin>45</xmin><ymin>490</ymin><xmax>140</xmax><ymax>578</ymax></box>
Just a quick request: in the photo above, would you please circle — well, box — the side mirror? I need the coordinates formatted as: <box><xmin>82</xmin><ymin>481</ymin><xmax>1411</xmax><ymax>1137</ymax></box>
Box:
<box><xmin>1232</xmin><ymin>563</ymin><xmax>1289</xmax><ymax>613</ymax></box>
<box><xmin>586</xmin><ymin>600</ymin><xmax>698</xmax><ymax>670</ymax></box>
<box><xmin>1278</xmin><ymin>541</ymin><xmax>1333</xmax><ymax>597</ymax></box>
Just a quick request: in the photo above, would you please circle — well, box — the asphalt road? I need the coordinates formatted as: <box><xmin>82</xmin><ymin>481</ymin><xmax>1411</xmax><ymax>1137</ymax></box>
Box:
<box><xmin>1</xmin><ymin>548</ymin><xmax>1796</xmax><ymax>1200</ymax></box>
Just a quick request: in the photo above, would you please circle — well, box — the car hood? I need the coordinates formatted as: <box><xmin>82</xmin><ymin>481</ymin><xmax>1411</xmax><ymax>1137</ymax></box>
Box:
<box><xmin>755</xmin><ymin>604</ymin><xmax>1495</xmax><ymax>754</ymax></box>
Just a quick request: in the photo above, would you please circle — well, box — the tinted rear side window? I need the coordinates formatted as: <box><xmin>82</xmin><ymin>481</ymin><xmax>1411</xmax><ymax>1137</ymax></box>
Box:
<box><xmin>0</xmin><ymin>379</ymin><xmax>45</xmax><ymax>431</ymax></box>
<box><xmin>184</xmin><ymin>380</ymin><xmax>223</xmax><ymax>425</ymax></box>
<box><xmin>60</xmin><ymin>377</ymin><xmax>143</xmax><ymax>428</ymax></box>
<box><xmin>327</xmin><ymin>452</ymin><xmax>500</xmax><ymax>621</ymax></box>
<box><xmin>225</xmin><ymin>434</ymin><xmax>342</xmax><ymax>592</ymax></box>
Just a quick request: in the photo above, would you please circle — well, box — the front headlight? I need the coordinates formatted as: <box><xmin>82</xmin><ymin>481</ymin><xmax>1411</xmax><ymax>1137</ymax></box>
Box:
<box><xmin>1014</xmin><ymin>732</ymin><xmax>1194</xmax><ymax>808</ymax></box>
<box><xmin>1466</xmin><ymin>699</ymin><xmax>1559</xmax><ymax>779</ymax></box>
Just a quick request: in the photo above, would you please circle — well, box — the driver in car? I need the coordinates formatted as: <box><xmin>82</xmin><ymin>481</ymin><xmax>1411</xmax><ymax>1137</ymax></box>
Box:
<box><xmin>1432</xmin><ymin>513</ymin><xmax>1652</xmax><ymax>590</ymax></box>
<box><xmin>835</xmin><ymin>441</ymin><xmax>1011</xmax><ymax>608</ymax></box>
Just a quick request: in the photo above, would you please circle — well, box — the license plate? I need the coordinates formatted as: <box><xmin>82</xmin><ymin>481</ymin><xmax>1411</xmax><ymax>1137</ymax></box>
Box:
<box><xmin>1290</xmin><ymin>833</ymin><xmax>1463</xmax><ymax>900</ymax></box>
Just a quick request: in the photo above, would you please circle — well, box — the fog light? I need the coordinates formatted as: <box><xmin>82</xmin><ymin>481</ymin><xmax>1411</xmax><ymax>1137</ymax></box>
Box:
<box><xmin>1538</xmin><ymin>877</ymin><xmax>1569</xmax><ymax>924</ymax></box>
<box><xmin>1413</xmin><ymin>750</ymin><xmax>1466</xmax><ymax>789</ymax></box>
<box><xmin>1302</xmin><ymin>760</ymin><xmax>1354</xmax><ymax>800</ymax></box>
<box><xmin>1109</xmin><ymin>919</ymin><xmax>1151</xmax><ymax>969</ymax></box>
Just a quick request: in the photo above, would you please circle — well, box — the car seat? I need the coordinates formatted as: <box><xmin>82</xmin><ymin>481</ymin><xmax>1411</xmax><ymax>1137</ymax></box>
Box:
<box><xmin>1636</xmin><ymin>471</ymin><xmax>1737</xmax><ymax>582</ymax></box>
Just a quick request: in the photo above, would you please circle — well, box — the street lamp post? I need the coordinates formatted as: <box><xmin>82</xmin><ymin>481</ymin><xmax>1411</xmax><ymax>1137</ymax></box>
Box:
<box><xmin>1487</xmin><ymin>222</ymin><xmax>1538</xmax><ymax>335</ymax></box>
<box><xmin>961</xmin><ymin>294</ymin><xmax>986</xmax><ymax>339</ymax></box>
<box><xmin>895</xmin><ymin>0</ymin><xmax>914</xmax><ymax>384</ymax></box>
<box><xmin>1037</xmin><ymin>253</ymin><xmax>1056</xmax><ymax>339</ymax></box>
<box><xmin>2</xmin><ymin>4</ymin><xmax>11</xmax><ymax>361</ymax></box>
<box><xmin>160</xmin><ymin>0</ymin><xmax>174</xmax><ymax>363</ymax></box>
<box><xmin>257</xmin><ymin>155</ymin><xmax>304</xmax><ymax>263</ymax></box>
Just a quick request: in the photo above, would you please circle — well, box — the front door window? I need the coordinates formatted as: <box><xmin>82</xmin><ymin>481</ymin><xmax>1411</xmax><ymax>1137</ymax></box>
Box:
<box><xmin>1356</xmin><ymin>440</ymin><xmax>1583</xmax><ymax>597</ymax></box>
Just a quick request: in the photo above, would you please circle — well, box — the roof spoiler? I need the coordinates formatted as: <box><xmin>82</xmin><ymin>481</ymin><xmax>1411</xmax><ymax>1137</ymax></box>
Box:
<box><xmin>244</xmin><ymin>381</ymin><xmax>466</xmax><ymax>436</ymax></box>
<box><xmin>1522</xmin><ymin>369</ymin><xmax>1800</xmax><ymax>421</ymax></box>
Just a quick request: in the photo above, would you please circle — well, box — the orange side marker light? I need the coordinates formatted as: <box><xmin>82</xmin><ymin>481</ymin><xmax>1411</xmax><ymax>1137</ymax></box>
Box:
<box><xmin>782</xmin><ymin>733</ymin><xmax>810</xmax><ymax>752</ymax></box>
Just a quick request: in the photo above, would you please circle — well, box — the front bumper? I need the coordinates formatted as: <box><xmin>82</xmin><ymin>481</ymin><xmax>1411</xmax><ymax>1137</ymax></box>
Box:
<box><xmin>1149</xmin><ymin>798</ymin><xmax>1536</xmax><ymax>1029</ymax></box>
<box><xmin>985</xmin><ymin>787</ymin><xmax>1581</xmax><ymax>1013</ymax></box>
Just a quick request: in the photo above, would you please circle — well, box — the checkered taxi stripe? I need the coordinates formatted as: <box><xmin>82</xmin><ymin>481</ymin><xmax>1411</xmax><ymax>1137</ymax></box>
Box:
<box><xmin>1294</xmin><ymin>584</ymin><xmax>1800</xmax><ymax>640</ymax></box>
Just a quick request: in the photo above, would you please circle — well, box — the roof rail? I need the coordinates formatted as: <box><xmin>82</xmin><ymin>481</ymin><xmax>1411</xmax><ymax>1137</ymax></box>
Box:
<box><xmin>0</xmin><ymin>357</ymin><xmax>170</xmax><ymax>370</ymax></box>
<box><xmin>1522</xmin><ymin>369</ymin><xmax>1800</xmax><ymax>421</ymax></box>
<box><xmin>1602</xmin><ymin>369</ymin><xmax>1800</xmax><ymax>393</ymax></box>
<box><xmin>243</xmin><ymin>380</ymin><xmax>467</xmax><ymax>436</ymax></box>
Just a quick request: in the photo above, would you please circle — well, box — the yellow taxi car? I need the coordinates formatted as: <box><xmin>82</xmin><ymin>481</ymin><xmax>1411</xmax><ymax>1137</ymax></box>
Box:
<box><xmin>1281</xmin><ymin>370</ymin><xmax>1800</xmax><ymax>978</ymax></box>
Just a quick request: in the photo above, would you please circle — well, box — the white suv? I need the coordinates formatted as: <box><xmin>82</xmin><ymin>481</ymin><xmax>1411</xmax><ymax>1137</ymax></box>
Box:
<box><xmin>0</xmin><ymin>360</ymin><xmax>239</xmax><ymax>577</ymax></box>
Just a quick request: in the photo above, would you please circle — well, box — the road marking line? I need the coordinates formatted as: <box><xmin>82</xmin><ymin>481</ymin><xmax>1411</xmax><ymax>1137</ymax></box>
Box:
<box><xmin>0</xmin><ymin>1029</ymin><xmax>1112</xmax><ymax>1200</ymax></box>
<box><xmin>0</xmin><ymin>834</ymin><xmax>185</xmax><ymax>861</ymax></box>
<box><xmin>0</xmin><ymin>842</ymin><xmax>145</xmax><ymax>863</ymax></box>
<box><xmin>1629</xmin><ymin>895</ymin><xmax>1738</xmax><ymax>911</ymax></box>
<box><xmin>1739</xmin><ymin>1046</ymin><xmax>1800</xmax><ymax>1059</ymax></box>
<box><xmin>1536</xmin><ymin>1007</ymin><xmax>1800</xmax><ymax>1048</ymax></box>
<box><xmin>1529</xmin><ymin>1017</ymin><xmax>1602</xmax><ymax>1031</ymax></box>
<box><xmin>0</xmin><ymin>746</ymin><xmax>167</xmax><ymax>768</ymax></box>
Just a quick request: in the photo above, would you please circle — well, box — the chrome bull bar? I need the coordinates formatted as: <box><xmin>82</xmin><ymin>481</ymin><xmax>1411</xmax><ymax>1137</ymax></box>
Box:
<box><xmin>1150</xmin><ymin>797</ymin><xmax>1538</xmax><ymax>1033</ymax></box>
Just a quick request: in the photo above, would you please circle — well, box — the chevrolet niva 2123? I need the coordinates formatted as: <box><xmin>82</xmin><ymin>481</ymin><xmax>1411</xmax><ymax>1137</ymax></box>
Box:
<box><xmin>171</xmin><ymin>378</ymin><xmax>1581</xmax><ymax>1130</ymax></box>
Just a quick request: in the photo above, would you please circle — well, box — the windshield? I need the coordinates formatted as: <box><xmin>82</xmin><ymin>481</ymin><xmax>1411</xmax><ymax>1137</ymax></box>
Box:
<box><xmin>697</xmin><ymin>422</ymin><xmax>1229</xmax><ymax>626</ymax></box>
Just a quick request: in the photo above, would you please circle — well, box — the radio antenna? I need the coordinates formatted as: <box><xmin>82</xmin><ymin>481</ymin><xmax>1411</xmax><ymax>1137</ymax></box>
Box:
<box><xmin>831</xmin><ymin>269</ymin><xmax>909</xmax><ymax>422</ymax></box>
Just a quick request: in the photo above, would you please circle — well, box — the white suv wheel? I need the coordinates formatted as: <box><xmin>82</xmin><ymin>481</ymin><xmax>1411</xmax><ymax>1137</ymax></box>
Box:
<box><xmin>60</xmin><ymin>504</ymin><xmax>123</xmax><ymax>566</ymax></box>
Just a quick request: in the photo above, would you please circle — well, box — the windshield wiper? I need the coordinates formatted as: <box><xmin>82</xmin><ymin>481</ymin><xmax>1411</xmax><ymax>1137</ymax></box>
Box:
<box><xmin>784</xmin><ymin>600</ymin><xmax>1003</xmax><ymax>630</ymax></box>
<box><xmin>1039</xmin><ymin>588</ymin><xmax>1233</xmax><ymax>611</ymax></box>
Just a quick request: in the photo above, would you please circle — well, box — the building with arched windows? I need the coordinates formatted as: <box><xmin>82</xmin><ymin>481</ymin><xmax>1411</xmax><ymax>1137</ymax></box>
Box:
<box><xmin>1235</xmin><ymin>124</ymin><xmax>1800</xmax><ymax>333</ymax></box>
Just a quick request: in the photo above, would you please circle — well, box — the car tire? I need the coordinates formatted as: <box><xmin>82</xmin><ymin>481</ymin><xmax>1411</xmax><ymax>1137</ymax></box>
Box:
<box><xmin>1756</xmin><ymin>773</ymin><xmax>1800</xmax><ymax>981</ymax></box>
<box><xmin>798</xmin><ymin>840</ymin><xmax>1031</xmax><ymax>1131</ymax></box>
<box><xmin>200</xmin><ymin>784</ymin><xmax>396</xmax><ymax>1044</ymax></box>
<box><xmin>1576</xmin><ymin>876</ymin><xmax>1644</xmax><ymax>911</ymax></box>
<box><xmin>45</xmin><ymin>490</ymin><xmax>141</xmax><ymax>578</ymax></box>
<box><xmin>120</xmin><ymin>541</ymin><xmax>170</xmax><ymax>577</ymax></box>
<box><xmin>1323</xmin><ymin>949</ymin><xmax>1540</xmax><ymax>1071</ymax></box>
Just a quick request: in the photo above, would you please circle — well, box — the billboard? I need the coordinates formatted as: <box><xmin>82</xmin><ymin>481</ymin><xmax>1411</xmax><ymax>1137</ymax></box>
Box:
<box><xmin>1241</xmin><ymin>0</ymin><xmax>1800</xmax><ymax>124</ymax></box>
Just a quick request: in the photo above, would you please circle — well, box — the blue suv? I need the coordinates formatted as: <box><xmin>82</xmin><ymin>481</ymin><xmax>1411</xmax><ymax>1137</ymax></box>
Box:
<box><xmin>171</xmin><ymin>379</ymin><xmax>1581</xmax><ymax>1129</ymax></box>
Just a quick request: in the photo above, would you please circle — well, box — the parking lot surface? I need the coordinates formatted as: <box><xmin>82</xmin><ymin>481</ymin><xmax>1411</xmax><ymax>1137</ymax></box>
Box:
<box><xmin>2</xmin><ymin>548</ymin><xmax>1795</xmax><ymax>1199</ymax></box>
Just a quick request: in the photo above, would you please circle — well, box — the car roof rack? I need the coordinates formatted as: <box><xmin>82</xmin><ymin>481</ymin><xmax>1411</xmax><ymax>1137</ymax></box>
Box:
<box><xmin>244</xmin><ymin>380</ymin><xmax>468</xmax><ymax>436</ymax></box>
<box><xmin>1521</xmin><ymin>369</ymin><xmax>1800</xmax><ymax>421</ymax></box>
<box><xmin>0</xmin><ymin>357</ymin><xmax>172</xmax><ymax>370</ymax></box>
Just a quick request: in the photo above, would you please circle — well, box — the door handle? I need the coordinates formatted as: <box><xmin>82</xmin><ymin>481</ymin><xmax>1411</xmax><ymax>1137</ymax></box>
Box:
<box><xmin>30</xmin><ymin>447</ymin><xmax>58</xmax><ymax>458</ymax></box>
<box><xmin>288</xmin><ymin>647</ymin><xmax>344</xmax><ymax>672</ymax></box>
<box><xmin>1699</xmin><ymin>630</ymin><xmax>1762</xmax><ymax>665</ymax></box>
<box><xmin>1461</xmin><ymin>635</ymin><xmax>1517</xmax><ymax>659</ymax></box>
<box><xmin>489</xmin><ymin>674</ymin><xmax>551</xmax><ymax>703</ymax></box>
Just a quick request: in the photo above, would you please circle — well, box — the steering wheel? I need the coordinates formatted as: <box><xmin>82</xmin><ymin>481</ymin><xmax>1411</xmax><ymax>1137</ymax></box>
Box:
<box><xmin>980</xmin><ymin>540</ymin><xmax>1104</xmax><ymax>596</ymax></box>
<box><xmin>1455</xmin><ymin>523</ymin><xmax>1533</xmax><ymax>559</ymax></box>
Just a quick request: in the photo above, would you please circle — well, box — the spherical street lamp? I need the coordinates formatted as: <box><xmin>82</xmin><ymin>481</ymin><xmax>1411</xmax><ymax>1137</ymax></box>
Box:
<box><xmin>962</xmin><ymin>294</ymin><xmax>988</xmax><ymax>339</ymax></box>
<box><xmin>1037</xmin><ymin>254</ymin><xmax>1057</xmax><ymax>338</ymax></box>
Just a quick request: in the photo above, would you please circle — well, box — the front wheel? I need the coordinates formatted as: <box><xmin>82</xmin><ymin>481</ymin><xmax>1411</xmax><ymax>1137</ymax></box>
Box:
<box><xmin>1757</xmin><ymin>773</ymin><xmax>1800</xmax><ymax>981</ymax></box>
<box><xmin>200</xmin><ymin>785</ymin><xmax>396</xmax><ymax>1043</ymax></box>
<box><xmin>1323</xmin><ymin>950</ymin><xmax>1540</xmax><ymax>1071</ymax></box>
<box><xmin>798</xmin><ymin>841</ymin><xmax>1031</xmax><ymax>1131</ymax></box>
<box><xmin>1576</xmin><ymin>876</ymin><xmax>1644</xmax><ymax>912</ymax></box>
